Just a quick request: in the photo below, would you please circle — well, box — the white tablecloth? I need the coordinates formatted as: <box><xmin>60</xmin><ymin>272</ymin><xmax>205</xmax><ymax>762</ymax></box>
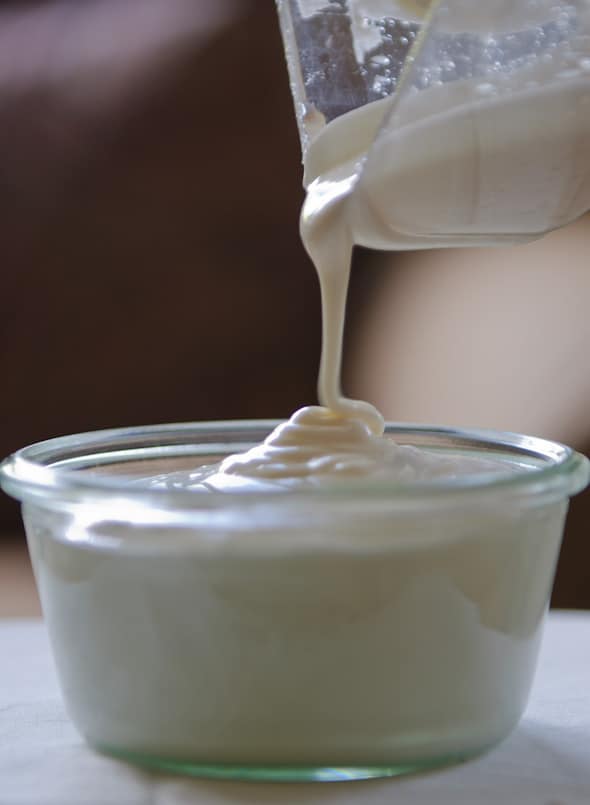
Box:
<box><xmin>1</xmin><ymin>612</ymin><xmax>589</xmax><ymax>805</ymax></box>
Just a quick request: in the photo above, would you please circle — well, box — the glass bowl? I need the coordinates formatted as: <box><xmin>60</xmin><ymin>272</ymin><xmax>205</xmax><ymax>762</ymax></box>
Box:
<box><xmin>1</xmin><ymin>421</ymin><xmax>588</xmax><ymax>782</ymax></box>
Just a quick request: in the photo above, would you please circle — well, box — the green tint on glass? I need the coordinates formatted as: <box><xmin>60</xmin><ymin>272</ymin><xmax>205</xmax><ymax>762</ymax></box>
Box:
<box><xmin>99</xmin><ymin>745</ymin><xmax>474</xmax><ymax>782</ymax></box>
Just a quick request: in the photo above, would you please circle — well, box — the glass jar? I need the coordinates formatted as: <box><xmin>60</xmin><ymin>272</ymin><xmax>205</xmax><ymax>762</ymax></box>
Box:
<box><xmin>1</xmin><ymin>421</ymin><xmax>587</xmax><ymax>782</ymax></box>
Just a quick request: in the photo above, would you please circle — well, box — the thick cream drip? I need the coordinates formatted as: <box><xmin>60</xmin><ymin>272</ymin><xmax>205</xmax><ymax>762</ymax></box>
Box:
<box><xmin>205</xmin><ymin>112</ymin><xmax>389</xmax><ymax>489</ymax></box>
<box><xmin>214</xmin><ymin>146</ymin><xmax>388</xmax><ymax>487</ymax></box>
<box><xmin>299</xmin><ymin>164</ymin><xmax>385</xmax><ymax>437</ymax></box>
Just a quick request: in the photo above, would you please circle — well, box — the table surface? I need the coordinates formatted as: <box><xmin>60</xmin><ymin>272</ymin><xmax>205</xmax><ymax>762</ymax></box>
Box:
<box><xmin>1</xmin><ymin>613</ymin><xmax>589</xmax><ymax>805</ymax></box>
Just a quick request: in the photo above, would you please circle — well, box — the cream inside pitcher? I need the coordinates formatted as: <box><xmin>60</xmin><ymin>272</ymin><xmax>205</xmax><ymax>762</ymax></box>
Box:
<box><xmin>278</xmin><ymin>0</ymin><xmax>590</xmax><ymax>249</ymax></box>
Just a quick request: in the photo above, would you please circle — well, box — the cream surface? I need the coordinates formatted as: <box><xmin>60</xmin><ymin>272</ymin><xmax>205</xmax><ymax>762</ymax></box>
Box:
<box><xmin>144</xmin><ymin>408</ymin><xmax>515</xmax><ymax>493</ymax></box>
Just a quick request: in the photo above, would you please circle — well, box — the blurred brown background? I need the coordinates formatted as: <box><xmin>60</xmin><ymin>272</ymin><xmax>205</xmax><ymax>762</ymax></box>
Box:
<box><xmin>0</xmin><ymin>0</ymin><xmax>588</xmax><ymax>615</ymax></box>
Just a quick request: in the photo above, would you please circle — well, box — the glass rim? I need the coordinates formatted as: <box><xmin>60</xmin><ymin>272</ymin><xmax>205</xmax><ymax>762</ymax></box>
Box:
<box><xmin>0</xmin><ymin>420</ymin><xmax>588</xmax><ymax>508</ymax></box>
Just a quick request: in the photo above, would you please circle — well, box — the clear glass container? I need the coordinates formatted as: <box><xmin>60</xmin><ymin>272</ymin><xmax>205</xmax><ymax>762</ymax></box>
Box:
<box><xmin>1</xmin><ymin>421</ymin><xmax>588</xmax><ymax>782</ymax></box>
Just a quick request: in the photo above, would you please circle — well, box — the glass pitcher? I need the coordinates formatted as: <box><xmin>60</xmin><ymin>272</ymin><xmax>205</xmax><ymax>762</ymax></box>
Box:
<box><xmin>277</xmin><ymin>0</ymin><xmax>590</xmax><ymax>246</ymax></box>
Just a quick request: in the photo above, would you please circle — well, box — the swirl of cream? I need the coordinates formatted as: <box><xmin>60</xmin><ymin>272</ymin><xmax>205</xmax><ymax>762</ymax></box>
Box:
<box><xmin>218</xmin><ymin>405</ymin><xmax>392</xmax><ymax>481</ymax></box>
<box><xmin>143</xmin><ymin>407</ymin><xmax>515</xmax><ymax>492</ymax></box>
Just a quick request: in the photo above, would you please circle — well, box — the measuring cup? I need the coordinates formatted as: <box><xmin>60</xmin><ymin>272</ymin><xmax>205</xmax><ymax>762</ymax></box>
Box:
<box><xmin>277</xmin><ymin>1</ymin><xmax>590</xmax><ymax>246</ymax></box>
